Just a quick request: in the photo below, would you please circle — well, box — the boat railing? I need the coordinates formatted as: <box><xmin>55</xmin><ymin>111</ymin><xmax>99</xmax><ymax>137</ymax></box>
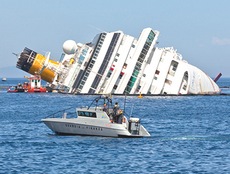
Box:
<box><xmin>44</xmin><ymin>107</ymin><xmax>76</xmax><ymax>119</ymax></box>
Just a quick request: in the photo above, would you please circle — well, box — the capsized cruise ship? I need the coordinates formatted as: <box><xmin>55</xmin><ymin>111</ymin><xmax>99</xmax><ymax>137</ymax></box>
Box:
<box><xmin>16</xmin><ymin>28</ymin><xmax>220</xmax><ymax>95</ymax></box>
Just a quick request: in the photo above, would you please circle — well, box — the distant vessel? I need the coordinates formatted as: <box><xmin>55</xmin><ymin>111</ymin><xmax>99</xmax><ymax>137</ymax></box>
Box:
<box><xmin>42</xmin><ymin>96</ymin><xmax>150</xmax><ymax>137</ymax></box>
<box><xmin>16</xmin><ymin>28</ymin><xmax>220</xmax><ymax>95</ymax></box>
<box><xmin>7</xmin><ymin>75</ymin><xmax>47</xmax><ymax>93</ymax></box>
<box><xmin>2</xmin><ymin>77</ymin><xmax>6</xmax><ymax>81</ymax></box>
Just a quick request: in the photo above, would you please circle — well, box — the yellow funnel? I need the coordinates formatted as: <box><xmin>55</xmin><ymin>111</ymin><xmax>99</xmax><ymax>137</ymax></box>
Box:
<box><xmin>17</xmin><ymin>47</ymin><xmax>60</xmax><ymax>83</ymax></box>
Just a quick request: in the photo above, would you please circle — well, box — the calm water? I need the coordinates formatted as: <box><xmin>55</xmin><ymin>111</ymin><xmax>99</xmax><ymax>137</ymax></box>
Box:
<box><xmin>0</xmin><ymin>78</ymin><xmax>230</xmax><ymax>173</ymax></box>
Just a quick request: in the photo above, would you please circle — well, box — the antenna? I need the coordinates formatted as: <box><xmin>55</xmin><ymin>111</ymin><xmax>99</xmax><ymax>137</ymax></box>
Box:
<box><xmin>124</xmin><ymin>93</ymin><xmax>127</xmax><ymax>115</ymax></box>
<box><xmin>130</xmin><ymin>104</ymin><xmax>134</xmax><ymax>117</ymax></box>
<box><xmin>12</xmin><ymin>53</ymin><xmax>19</xmax><ymax>57</ymax></box>
<box><xmin>88</xmin><ymin>24</ymin><xmax>107</xmax><ymax>33</ymax></box>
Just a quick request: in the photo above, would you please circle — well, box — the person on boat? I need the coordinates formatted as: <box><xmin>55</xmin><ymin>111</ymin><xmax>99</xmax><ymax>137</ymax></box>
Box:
<box><xmin>113</xmin><ymin>102</ymin><xmax>119</xmax><ymax>115</ymax></box>
<box><xmin>18</xmin><ymin>83</ymin><xmax>22</xmax><ymax>89</ymax></box>
<box><xmin>103</xmin><ymin>103</ymin><xmax>108</xmax><ymax>113</ymax></box>
<box><xmin>113</xmin><ymin>102</ymin><xmax>123</xmax><ymax>123</ymax></box>
<box><xmin>116</xmin><ymin>109</ymin><xmax>124</xmax><ymax>124</ymax></box>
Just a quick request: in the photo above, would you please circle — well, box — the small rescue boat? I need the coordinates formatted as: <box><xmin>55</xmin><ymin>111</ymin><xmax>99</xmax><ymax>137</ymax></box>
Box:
<box><xmin>7</xmin><ymin>86</ymin><xmax>24</xmax><ymax>93</ymax></box>
<box><xmin>7</xmin><ymin>75</ymin><xmax>47</xmax><ymax>93</ymax></box>
<box><xmin>42</xmin><ymin>96</ymin><xmax>150</xmax><ymax>138</ymax></box>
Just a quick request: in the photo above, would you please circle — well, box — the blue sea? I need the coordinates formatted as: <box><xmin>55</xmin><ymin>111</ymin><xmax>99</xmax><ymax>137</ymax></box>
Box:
<box><xmin>0</xmin><ymin>78</ymin><xmax>230</xmax><ymax>174</ymax></box>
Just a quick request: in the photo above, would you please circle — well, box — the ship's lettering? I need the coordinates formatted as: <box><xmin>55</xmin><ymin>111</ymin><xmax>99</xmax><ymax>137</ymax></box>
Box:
<box><xmin>65</xmin><ymin>124</ymin><xmax>102</xmax><ymax>131</ymax></box>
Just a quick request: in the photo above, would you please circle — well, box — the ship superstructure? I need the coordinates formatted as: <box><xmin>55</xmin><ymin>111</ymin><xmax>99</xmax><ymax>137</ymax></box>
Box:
<box><xmin>16</xmin><ymin>27</ymin><xmax>220</xmax><ymax>95</ymax></box>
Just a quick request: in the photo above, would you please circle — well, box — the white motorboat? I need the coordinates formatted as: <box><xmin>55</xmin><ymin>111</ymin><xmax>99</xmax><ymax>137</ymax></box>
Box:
<box><xmin>42</xmin><ymin>96</ymin><xmax>150</xmax><ymax>138</ymax></box>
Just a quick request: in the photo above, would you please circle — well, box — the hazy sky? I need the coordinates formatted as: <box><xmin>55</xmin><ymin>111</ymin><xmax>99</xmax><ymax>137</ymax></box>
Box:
<box><xmin>0</xmin><ymin>0</ymin><xmax>230</xmax><ymax>78</ymax></box>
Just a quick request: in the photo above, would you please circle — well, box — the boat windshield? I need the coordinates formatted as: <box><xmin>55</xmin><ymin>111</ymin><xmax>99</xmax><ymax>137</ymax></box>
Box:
<box><xmin>9</xmin><ymin>86</ymin><xmax>16</xmax><ymax>91</ymax></box>
<box><xmin>78</xmin><ymin>111</ymin><xmax>96</xmax><ymax>118</ymax></box>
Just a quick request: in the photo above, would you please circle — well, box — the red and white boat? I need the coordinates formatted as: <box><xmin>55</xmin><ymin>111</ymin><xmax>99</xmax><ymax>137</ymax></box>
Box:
<box><xmin>8</xmin><ymin>75</ymin><xmax>48</xmax><ymax>93</ymax></box>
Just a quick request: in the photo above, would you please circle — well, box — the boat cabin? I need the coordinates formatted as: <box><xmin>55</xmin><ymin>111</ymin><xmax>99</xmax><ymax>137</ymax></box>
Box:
<box><xmin>76</xmin><ymin>107</ymin><xmax>111</xmax><ymax>120</ymax></box>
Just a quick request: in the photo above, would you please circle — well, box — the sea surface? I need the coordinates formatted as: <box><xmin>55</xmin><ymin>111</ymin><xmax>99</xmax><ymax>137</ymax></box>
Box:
<box><xmin>0</xmin><ymin>78</ymin><xmax>230</xmax><ymax>174</ymax></box>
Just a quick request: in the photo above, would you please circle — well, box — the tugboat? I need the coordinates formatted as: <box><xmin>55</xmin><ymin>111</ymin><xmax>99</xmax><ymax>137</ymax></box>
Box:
<box><xmin>42</xmin><ymin>96</ymin><xmax>150</xmax><ymax>138</ymax></box>
<box><xmin>7</xmin><ymin>75</ymin><xmax>47</xmax><ymax>93</ymax></box>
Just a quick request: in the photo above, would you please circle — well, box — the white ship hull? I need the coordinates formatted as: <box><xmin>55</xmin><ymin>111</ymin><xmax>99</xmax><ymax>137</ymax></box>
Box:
<box><xmin>16</xmin><ymin>28</ymin><xmax>220</xmax><ymax>95</ymax></box>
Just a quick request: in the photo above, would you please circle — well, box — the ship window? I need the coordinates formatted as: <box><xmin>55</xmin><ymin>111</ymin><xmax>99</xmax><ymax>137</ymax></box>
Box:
<box><xmin>171</xmin><ymin>61</ymin><xmax>178</xmax><ymax>71</ymax></box>
<box><xmin>184</xmin><ymin>72</ymin><xmax>188</xmax><ymax>78</ymax></box>
<box><xmin>78</xmin><ymin>111</ymin><xmax>96</xmax><ymax>118</ymax></box>
<box><xmin>84</xmin><ymin>62</ymin><xmax>88</xmax><ymax>67</ymax></box>
<box><xmin>183</xmin><ymin>85</ymin><xmax>187</xmax><ymax>90</ymax></box>
<box><xmin>79</xmin><ymin>85</ymin><xmax>83</xmax><ymax>89</ymax></box>
<box><xmin>142</xmin><ymin>49</ymin><xmax>147</xmax><ymax>55</ymax></box>
<box><xmin>137</xmin><ymin>57</ymin><xmax>144</xmax><ymax>63</ymax></box>
<box><xmin>132</xmin><ymin>44</ymin><xmax>135</xmax><ymax>48</ymax></box>
<box><xmin>139</xmin><ymin>53</ymin><xmax>145</xmax><ymax>59</ymax></box>
<box><xmin>83</xmin><ymin>76</ymin><xmax>87</xmax><ymax>81</ymax></box>
<box><xmin>85</xmin><ymin>71</ymin><xmax>89</xmax><ymax>76</ymax></box>
<box><xmin>172</xmin><ymin>64</ymin><xmax>177</xmax><ymax>71</ymax></box>
<box><xmin>89</xmin><ymin>63</ymin><xmax>93</xmax><ymax>68</ymax></box>
<box><xmin>144</xmin><ymin>44</ymin><xmax>150</xmax><ymax>50</ymax></box>
<box><xmin>165</xmin><ymin>79</ymin><xmax>172</xmax><ymax>85</ymax></box>
<box><xmin>136</xmin><ymin>62</ymin><xmax>141</xmax><ymax>69</ymax></box>
<box><xmin>81</xmin><ymin>81</ymin><xmax>85</xmax><ymax>85</ymax></box>
<box><xmin>116</xmin><ymin>53</ymin><xmax>120</xmax><ymax>57</ymax></box>
<box><xmin>155</xmin><ymin>70</ymin><xmax>160</xmax><ymax>75</ymax></box>
<box><xmin>107</xmin><ymin>71</ymin><xmax>112</xmax><ymax>78</ymax></box>
<box><xmin>123</xmin><ymin>63</ymin><xmax>127</xmax><ymax>69</ymax></box>
<box><xmin>91</xmin><ymin>60</ymin><xmax>95</xmax><ymax>64</ymax></box>
<box><xmin>114</xmin><ymin>58</ymin><xmax>118</xmax><ymax>62</ymax></box>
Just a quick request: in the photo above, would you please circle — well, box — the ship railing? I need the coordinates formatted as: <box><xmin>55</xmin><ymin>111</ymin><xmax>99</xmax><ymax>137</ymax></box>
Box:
<box><xmin>44</xmin><ymin>107</ymin><xmax>77</xmax><ymax>119</ymax></box>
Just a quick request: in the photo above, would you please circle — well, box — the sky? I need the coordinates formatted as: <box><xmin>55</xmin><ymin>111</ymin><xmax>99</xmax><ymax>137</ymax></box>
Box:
<box><xmin>0</xmin><ymin>0</ymin><xmax>230</xmax><ymax>78</ymax></box>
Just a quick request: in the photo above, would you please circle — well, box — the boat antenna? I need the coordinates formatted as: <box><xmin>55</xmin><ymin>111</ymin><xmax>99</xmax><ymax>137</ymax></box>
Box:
<box><xmin>87</xmin><ymin>96</ymin><xmax>101</xmax><ymax>110</ymax></box>
<box><xmin>130</xmin><ymin>103</ymin><xmax>134</xmax><ymax>117</ymax></box>
<box><xmin>124</xmin><ymin>93</ymin><xmax>127</xmax><ymax>116</ymax></box>
<box><xmin>105</xmin><ymin>93</ymin><xmax>112</xmax><ymax>109</ymax></box>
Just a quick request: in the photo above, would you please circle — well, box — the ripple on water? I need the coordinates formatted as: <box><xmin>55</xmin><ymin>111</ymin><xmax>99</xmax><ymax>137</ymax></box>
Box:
<box><xmin>0</xmin><ymin>92</ymin><xmax>230</xmax><ymax>173</ymax></box>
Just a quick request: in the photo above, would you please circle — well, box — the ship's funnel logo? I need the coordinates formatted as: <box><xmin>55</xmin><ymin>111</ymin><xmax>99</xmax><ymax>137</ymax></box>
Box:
<box><xmin>16</xmin><ymin>47</ymin><xmax>60</xmax><ymax>83</ymax></box>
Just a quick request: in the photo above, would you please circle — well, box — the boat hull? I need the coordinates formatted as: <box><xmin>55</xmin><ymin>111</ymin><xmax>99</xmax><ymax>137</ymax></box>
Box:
<box><xmin>27</xmin><ymin>88</ymin><xmax>47</xmax><ymax>92</ymax></box>
<box><xmin>7</xmin><ymin>87</ymin><xmax>47</xmax><ymax>93</ymax></box>
<box><xmin>42</xmin><ymin>118</ymin><xmax>150</xmax><ymax>138</ymax></box>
